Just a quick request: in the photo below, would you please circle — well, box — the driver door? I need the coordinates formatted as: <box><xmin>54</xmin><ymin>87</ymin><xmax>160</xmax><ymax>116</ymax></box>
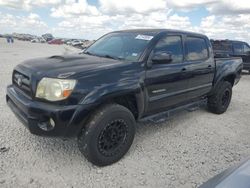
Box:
<box><xmin>144</xmin><ymin>35</ymin><xmax>190</xmax><ymax>115</ymax></box>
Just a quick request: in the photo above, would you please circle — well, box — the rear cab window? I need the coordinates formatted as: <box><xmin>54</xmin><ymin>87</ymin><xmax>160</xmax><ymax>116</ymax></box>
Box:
<box><xmin>185</xmin><ymin>36</ymin><xmax>209</xmax><ymax>61</ymax></box>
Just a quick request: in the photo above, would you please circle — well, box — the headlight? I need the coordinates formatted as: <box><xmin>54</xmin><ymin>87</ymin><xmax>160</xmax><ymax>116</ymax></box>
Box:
<box><xmin>36</xmin><ymin>78</ymin><xmax>76</xmax><ymax>101</ymax></box>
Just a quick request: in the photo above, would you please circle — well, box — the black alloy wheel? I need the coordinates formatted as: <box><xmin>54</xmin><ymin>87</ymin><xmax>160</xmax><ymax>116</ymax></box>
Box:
<box><xmin>98</xmin><ymin>119</ymin><xmax>128</xmax><ymax>157</ymax></box>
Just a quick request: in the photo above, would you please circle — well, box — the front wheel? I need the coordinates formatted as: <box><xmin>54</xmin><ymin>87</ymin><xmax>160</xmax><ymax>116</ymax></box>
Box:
<box><xmin>78</xmin><ymin>103</ymin><xmax>136</xmax><ymax>166</ymax></box>
<box><xmin>208</xmin><ymin>81</ymin><xmax>232</xmax><ymax>114</ymax></box>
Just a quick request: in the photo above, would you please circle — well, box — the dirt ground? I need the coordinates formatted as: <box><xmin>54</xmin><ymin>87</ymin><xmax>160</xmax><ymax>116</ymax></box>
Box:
<box><xmin>0</xmin><ymin>38</ymin><xmax>250</xmax><ymax>188</ymax></box>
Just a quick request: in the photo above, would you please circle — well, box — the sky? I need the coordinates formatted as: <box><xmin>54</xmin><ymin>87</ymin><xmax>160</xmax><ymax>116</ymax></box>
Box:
<box><xmin>0</xmin><ymin>0</ymin><xmax>250</xmax><ymax>42</ymax></box>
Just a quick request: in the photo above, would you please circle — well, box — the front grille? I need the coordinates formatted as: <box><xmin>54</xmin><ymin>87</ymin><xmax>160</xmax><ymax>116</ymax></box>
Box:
<box><xmin>13</xmin><ymin>70</ymin><xmax>32</xmax><ymax>97</ymax></box>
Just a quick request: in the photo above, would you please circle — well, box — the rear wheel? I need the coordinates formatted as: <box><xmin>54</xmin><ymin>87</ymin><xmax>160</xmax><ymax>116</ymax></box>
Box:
<box><xmin>78</xmin><ymin>103</ymin><xmax>136</xmax><ymax>166</ymax></box>
<box><xmin>208</xmin><ymin>81</ymin><xmax>232</xmax><ymax>114</ymax></box>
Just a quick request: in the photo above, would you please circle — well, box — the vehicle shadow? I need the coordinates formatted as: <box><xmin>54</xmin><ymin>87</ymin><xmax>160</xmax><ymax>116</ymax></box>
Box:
<box><xmin>135</xmin><ymin>107</ymin><xmax>208</xmax><ymax>143</ymax></box>
<box><xmin>241</xmin><ymin>71</ymin><xmax>250</xmax><ymax>75</ymax></box>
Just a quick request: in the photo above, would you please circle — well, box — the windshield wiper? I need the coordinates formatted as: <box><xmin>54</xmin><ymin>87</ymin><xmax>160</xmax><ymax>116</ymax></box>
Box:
<box><xmin>83</xmin><ymin>51</ymin><xmax>94</xmax><ymax>56</ymax></box>
<box><xmin>82</xmin><ymin>52</ymin><xmax>124</xmax><ymax>60</ymax></box>
<box><xmin>101</xmin><ymin>54</ymin><xmax>124</xmax><ymax>60</ymax></box>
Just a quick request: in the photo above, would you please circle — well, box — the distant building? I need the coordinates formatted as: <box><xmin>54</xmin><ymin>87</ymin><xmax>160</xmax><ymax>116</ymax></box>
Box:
<box><xmin>42</xmin><ymin>33</ymin><xmax>54</xmax><ymax>42</ymax></box>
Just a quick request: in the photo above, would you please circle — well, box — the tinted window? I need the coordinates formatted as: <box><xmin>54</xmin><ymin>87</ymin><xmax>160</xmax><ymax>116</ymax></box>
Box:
<box><xmin>243</xmin><ymin>43</ymin><xmax>250</xmax><ymax>53</ymax></box>
<box><xmin>185</xmin><ymin>37</ymin><xmax>209</xmax><ymax>61</ymax></box>
<box><xmin>86</xmin><ymin>33</ymin><xmax>153</xmax><ymax>61</ymax></box>
<box><xmin>153</xmin><ymin>36</ymin><xmax>183</xmax><ymax>63</ymax></box>
<box><xmin>233</xmin><ymin>43</ymin><xmax>244</xmax><ymax>54</ymax></box>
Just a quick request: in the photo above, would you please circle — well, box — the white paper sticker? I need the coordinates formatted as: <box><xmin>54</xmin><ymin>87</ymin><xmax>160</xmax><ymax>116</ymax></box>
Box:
<box><xmin>132</xmin><ymin>53</ymin><xmax>138</xmax><ymax>56</ymax></box>
<box><xmin>135</xmin><ymin>35</ymin><xmax>153</xmax><ymax>41</ymax></box>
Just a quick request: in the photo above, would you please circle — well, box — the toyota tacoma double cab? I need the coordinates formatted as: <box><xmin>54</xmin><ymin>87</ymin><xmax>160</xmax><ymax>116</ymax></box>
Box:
<box><xmin>6</xmin><ymin>29</ymin><xmax>243</xmax><ymax>166</ymax></box>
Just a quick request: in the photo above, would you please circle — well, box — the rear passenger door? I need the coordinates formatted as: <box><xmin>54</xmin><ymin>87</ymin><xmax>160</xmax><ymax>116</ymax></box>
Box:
<box><xmin>183</xmin><ymin>36</ymin><xmax>214</xmax><ymax>99</ymax></box>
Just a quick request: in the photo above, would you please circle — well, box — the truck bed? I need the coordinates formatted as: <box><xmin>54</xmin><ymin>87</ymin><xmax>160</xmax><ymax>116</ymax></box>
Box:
<box><xmin>214</xmin><ymin>57</ymin><xmax>243</xmax><ymax>86</ymax></box>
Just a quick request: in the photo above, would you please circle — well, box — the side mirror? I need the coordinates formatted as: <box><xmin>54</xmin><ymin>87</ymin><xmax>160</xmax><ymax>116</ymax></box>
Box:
<box><xmin>151</xmin><ymin>51</ymin><xmax>172</xmax><ymax>64</ymax></box>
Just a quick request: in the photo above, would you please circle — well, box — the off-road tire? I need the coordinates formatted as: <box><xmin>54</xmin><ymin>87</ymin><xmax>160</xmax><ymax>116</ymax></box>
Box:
<box><xmin>208</xmin><ymin>81</ymin><xmax>232</xmax><ymax>114</ymax></box>
<box><xmin>78</xmin><ymin>103</ymin><xmax>136</xmax><ymax>166</ymax></box>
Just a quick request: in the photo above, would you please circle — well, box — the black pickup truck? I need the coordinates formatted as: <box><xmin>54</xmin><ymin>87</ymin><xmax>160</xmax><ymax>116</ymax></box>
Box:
<box><xmin>6</xmin><ymin>29</ymin><xmax>243</xmax><ymax>166</ymax></box>
<box><xmin>211</xmin><ymin>39</ymin><xmax>250</xmax><ymax>73</ymax></box>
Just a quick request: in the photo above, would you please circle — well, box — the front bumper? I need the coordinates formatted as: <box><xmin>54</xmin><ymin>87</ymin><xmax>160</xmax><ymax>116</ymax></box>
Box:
<box><xmin>6</xmin><ymin>85</ymin><xmax>89</xmax><ymax>137</ymax></box>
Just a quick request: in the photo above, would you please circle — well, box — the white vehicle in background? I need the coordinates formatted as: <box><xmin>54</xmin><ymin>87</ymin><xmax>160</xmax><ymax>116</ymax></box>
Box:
<box><xmin>30</xmin><ymin>38</ymin><xmax>46</xmax><ymax>43</ymax></box>
<box><xmin>39</xmin><ymin>38</ymin><xmax>46</xmax><ymax>43</ymax></box>
<box><xmin>66</xmin><ymin>39</ymin><xmax>75</xmax><ymax>45</ymax></box>
<box><xmin>71</xmin><ymin>40</ymin><xmax>83</xmax><ymax>46</ymax></box>
<box><xmin>30</xmin><ymin>38</ymin><xmax>39</xmax><ymax>43</ymax></box>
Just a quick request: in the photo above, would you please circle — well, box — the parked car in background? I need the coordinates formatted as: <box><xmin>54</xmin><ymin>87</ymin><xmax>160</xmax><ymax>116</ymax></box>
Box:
<box><xmin>211</xmin><ymin>40</ymin><xmax>250</xmax><ymax>73</ymax></box>
<box><xmin>42</xmin><ymin>33</ymin><xmax>54</xmax><ymax>42</ymax></box>
<box><xmin>48</xmin><ymin>39</ymin><xmax>63</xmax><ymax>45</ymax></box>
<box><xmin>7</xmin><ymin>29</ymin><xmax>243</xmax><ymax>166</ymax></box>
<box><xmin>39</xmin><ymin>38</ymin><xmax>46</xmax><ymax>43</ymax></box>
<box><xmin>81</xmin><ymin>40</ymin><xmax>94</xmax><ymax>49</ymax></box>
<box><xmin>65</xmin><ymin>39</ymin><xmax>77</xmax><ymax>45</ymax></box>
<box><xmin>71</xmin><ymin>40</ymin><xmax>83</xmax><ymax>46</ymax></box>
<box><xmin>31</xmin><ymin>38</ymin><xmax>39</xmax><ymax>43</ymax></box>
<box><xmin>31</xmin><ymin>38</ymin><xmax>46</xmax><ymax>43</ymax></box>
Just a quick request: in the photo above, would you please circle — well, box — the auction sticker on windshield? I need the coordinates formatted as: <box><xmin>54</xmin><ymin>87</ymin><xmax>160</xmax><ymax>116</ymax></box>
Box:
<box><xmin>135</xmin><ymin>35</ymin><xmax>153</xmax><ymax>41</ymax></box>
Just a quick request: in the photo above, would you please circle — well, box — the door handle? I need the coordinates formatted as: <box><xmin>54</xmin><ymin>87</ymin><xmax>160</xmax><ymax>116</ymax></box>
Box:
<box><xmin>208</xmin><ymin>65</ymin><xmax>212</xmax><ymax>68</ymax></box>
<box><xmin>181</xmin><ymin>68</ymin><xmax>187</xmax><ymax>71</ymax></box>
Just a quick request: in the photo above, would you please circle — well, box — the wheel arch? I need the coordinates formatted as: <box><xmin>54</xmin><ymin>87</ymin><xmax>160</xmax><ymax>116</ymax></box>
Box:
<box><xmin>72</xmin><ymin>91</ymin><xmax>143</xmax><ymax>134</ymax></box>
<box><xmin>223</xmin><ymin>74</ymin><xmax>236</xmax><ymax>86</ymax></box>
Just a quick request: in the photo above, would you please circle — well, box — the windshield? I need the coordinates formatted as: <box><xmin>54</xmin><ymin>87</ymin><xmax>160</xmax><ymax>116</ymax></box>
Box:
<box><xmin>85</xmin><ymin>32</ymin><xmax>154</xmax><ymax>61</ymax></box>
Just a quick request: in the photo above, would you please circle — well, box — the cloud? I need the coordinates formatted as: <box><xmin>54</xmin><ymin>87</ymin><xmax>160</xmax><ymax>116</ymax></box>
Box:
<box><xmin>50</xmin><ymin>0</ymin><xmax>99</xmax><ymax>18</ymax></box>
<box><xmin>49</xmin><ymin>0</ymin><xmax>193</xmax><ymax>39</ymax></box>
<box><xmin>167</xmin><ymin>0</ymin><xmax>216</xmax><ymax>11</ymax></box>
<box><xmin>0</xmin><ymin>12</ymin><xmax>48</xmax><ymax>34</ymax></box>
<box><xmin>168</xmin><ymin>0</ymin><xmax>250</xmax><ymax>15</ymax></box>
<box><xmin>197</xmin><ymin>14</ymin><xmax>250</xmax><ymax>41</ymax></box>
<box><xmin>0</xmin><ymin>0</ymin><xmax>61</xmax><ymax>10</ymax></box>
<box><xmin>99</xmin><ymin>0</ymin><xmax>168</xmax><ymax>15</ymax></box>
<box><xmin>207</xmin><ymin>0</ymin><xmax>250</xmax><ymax>15</ymax></box>
<box><xmin>116</xmin><ymin>13</ymin><xmax>192</xmax><ymax>31</ymax></box>
<box><xmin>0</xmin><ymin>0</ymin><xmax>250</xmax><ymax>42</ymax></box>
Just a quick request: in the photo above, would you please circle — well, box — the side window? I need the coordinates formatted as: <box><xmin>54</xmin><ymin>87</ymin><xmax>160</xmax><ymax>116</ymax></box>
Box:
<box><xmin>185</xmin><ymin>37</ymin><xmax>209</xmax><ymax>61</ymax></box>
<box><xmin>152</xmin><ymin>35</ymin><xmax>183</xmax><ymax>64</ymax></box>
<box><xmin>233</xmin><ymin>43</ymin><xmax>244</xmax><ymax>55</ymax></box>
<box><xmin>243</xmin><ymin>43</ymin><xmax>250</xmax><ymax>53</ymax></box>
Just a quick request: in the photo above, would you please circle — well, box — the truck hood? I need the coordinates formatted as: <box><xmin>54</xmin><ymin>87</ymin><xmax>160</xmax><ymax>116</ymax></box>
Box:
<box><xmin>19</xmin><ymin>54</ymin><xmax>126</xmax><ymax>78</ymax></box>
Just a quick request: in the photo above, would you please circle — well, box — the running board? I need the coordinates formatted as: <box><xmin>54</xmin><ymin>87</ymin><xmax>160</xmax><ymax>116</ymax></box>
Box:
<box><xmin>139</xmin><ymin>98</ymin><xmax>207</xmax><ymax>124</ymax></box>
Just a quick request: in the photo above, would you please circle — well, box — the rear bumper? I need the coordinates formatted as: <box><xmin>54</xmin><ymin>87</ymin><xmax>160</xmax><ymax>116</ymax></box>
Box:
<box><xmin>6</xmin><ymin>85</ymin><xmax>89</xmax><ymax>137</ymax></box>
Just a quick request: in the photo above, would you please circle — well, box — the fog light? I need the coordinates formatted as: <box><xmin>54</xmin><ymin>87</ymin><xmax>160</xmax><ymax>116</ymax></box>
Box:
<box><xmin>38</xmin><ymin>118</ymin><xmax>55</xmax><ymax>131</ymax></box>
<box><xmin>49</xmin><ymin>118</ymin><xmax>56</xmax><ymax>128</ymax></box>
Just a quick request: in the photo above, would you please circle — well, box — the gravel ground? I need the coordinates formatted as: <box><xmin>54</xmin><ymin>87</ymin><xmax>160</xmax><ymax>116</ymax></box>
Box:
<box><xmin>0</xmin><ymin>38</ymin><xmax>250</xmax><ymax>188</ymax></box>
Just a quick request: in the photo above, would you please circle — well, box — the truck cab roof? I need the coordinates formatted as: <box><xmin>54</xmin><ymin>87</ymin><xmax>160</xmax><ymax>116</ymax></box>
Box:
<box><xmin>112</xmin><ymin>29</ymin><xmax>208</xmax><ymax>38</ymax></box>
